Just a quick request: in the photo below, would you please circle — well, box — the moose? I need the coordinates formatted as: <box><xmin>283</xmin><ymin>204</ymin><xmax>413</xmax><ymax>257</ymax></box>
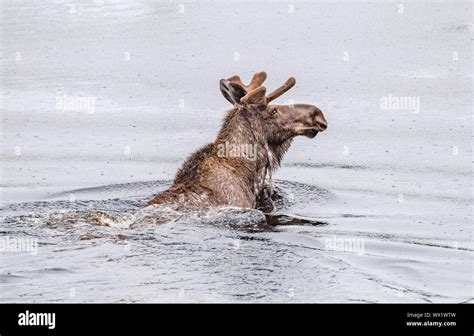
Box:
<box><xmin>147</xmin><ymin>71</ymin><xmax>327</xmax><ymax>210</ymax></box>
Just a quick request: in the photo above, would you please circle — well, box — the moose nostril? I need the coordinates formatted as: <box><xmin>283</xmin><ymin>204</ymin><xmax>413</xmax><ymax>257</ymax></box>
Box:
<box><xmin>317</xmin><ymin>120</ymin><xmax>327</xmax><ymax>131</ymax></box>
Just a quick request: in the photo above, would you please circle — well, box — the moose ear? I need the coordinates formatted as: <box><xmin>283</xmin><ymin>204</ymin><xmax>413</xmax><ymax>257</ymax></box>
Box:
<box><xmin>220</xmin><ymin>79</ymin><xmax>247</xmax><ymax>105</ymax></box>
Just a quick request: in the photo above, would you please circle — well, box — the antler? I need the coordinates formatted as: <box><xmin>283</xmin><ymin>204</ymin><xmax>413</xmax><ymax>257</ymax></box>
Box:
<box><xmin>225</xmin><ymin>71</ymin><xmax>295</xmax><ymax>105</ymax></box>
<box><xmin>240</xmin><ymin>76</ymin><xmax>296</xmax><ymax>105</ymax></box>
<box><xmin>227</xmin><ymin>71</ymin><xmax>267</xmax><ymax>92</ymax></box>
<box><xmin>240</xmin><ymin>86</ymin><xmax>267</xmax><ymax>105</ymax></box>
<box><xmin>266</xmin><ymin>77</ymin><xmax>296</xmax><ymax>103</ymax></box>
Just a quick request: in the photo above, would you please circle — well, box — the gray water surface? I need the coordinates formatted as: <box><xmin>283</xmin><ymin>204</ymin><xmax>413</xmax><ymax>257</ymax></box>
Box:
<box><xmin>1</xmin><ymin>179</ymin><xmax>471</xmax><ymax>303</ymax></box>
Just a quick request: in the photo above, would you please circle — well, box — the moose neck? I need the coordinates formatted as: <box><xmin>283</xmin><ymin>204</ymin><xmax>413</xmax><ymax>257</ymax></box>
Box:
<box><xmin>215</xmin><ymin>106</ymin><xmax>267</xmax><ymax>153</ymax></box>
<box><xmin>214</xmin><ymin>106</ymin><xmax>297</xmax><ymax>203</ymax></box>
<box><xmin>214</xmin><ymin>106</ymin><xmax>270</xmax><ymax>201</ymax></box>
<box><xmin>267</xmin><ymin>138</ymin><xmax>293</xmax><ymax>171</ymax></box>
<box><xmin>215</xmin><ymin>106</ymin><xmax>295</xmax><ymax>172</ymax></box>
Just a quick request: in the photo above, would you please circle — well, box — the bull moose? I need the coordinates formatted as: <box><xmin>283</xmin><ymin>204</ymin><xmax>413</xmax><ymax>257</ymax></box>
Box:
<box><xmin>147</xmin><ymin>71</ymin><xmax>327</xmax><ymax>210</ymax></box>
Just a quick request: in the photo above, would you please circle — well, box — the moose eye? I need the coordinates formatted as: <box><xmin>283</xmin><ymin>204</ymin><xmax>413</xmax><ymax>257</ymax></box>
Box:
<box><xmin>271</xmin><ymin>108</ymin><xmax>278</xmax><ymax>116</ymax></box>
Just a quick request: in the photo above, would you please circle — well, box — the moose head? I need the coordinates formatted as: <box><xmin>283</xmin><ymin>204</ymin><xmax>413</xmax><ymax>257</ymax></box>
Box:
<box><xmin>219</xmin><ymin>71</ymin><xmax>327</xmax><ymax>145</ymax></box>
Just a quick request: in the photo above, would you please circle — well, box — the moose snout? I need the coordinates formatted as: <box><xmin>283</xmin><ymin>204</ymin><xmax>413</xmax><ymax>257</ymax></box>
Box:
<box><xmin>310</xmin><ymin>106</ymin><xmax>327</xmax><ymax>132</ymax></box>
<box><xmin>315</xmin><ymin>117</ymin><xmax>327</xmax><ymax>131</ymax></box>
<box><xmin>278</xmin><ymin>103</ymin><xmax>328</xmax><ymax>133</ymax></box>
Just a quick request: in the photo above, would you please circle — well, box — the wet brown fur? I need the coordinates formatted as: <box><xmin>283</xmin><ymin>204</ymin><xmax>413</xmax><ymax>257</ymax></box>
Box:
<box><xmin>148</xmin><ymin>105</ymin><xmax>292</xmax><ymax>208</ymax></box>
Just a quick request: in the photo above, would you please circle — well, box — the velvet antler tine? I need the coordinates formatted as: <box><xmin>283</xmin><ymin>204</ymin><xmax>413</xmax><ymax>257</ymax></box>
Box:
<box><xmin>240</xmin><ymin>86</ymin><xmax>267</xmax><ymax>105</ymax></box>
<box><xmin>227</xmin><ymin>72</ymin><xmax>267</xmax><ymax>92</ymax></box>
<box><xmin>266</xmin><ymin>77</ymin><xmax>296</xmax><ymax>102</ymax></box>
<box><xmin>247</xmin><ymin>71</ymin><xmax>267</xmax><ymax>91</ymax></box>
<box><xmin>227</xmin><ymin>75</ymin><xmax>246</xmax><ymax>88</ymax></box>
